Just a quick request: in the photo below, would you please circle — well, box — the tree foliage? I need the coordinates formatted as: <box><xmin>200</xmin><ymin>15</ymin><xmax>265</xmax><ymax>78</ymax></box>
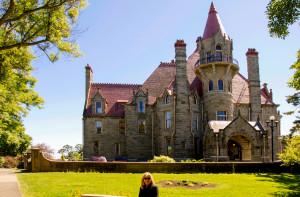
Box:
<box><xmin>279</xmin><ymin>135</ymin><xmax>300</xmax><ymax>165</ymax></box>
<box><xmin>0</xmin><ymin>0</ymin><xmax>88</xmax><ymax>156</ymax></box>
<box><xmin>266</xmin><ymin>0</ymin><xmax>300</xmax><ymax>137</ymax></box>
<box><xmin>58</xmin><ymin>144</ymin><xmax>83</xmax><ymax>161</ymax></box>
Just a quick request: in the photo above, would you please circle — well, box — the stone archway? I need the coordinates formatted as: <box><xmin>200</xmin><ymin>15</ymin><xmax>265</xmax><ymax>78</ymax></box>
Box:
<box><xmin>227</xmin><ymin>135</ymin><xmax>252</xmax><ymax>161</ymax></box>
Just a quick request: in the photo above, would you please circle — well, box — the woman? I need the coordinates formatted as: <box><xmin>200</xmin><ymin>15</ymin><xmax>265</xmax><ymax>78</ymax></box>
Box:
<box><xmin>139</xmin><ymin>172</ymin><xmax>159</xmax><ymax>197</ymax></box>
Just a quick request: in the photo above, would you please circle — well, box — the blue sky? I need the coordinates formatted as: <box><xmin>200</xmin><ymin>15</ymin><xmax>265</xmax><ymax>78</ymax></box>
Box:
<box><xmin>23</xmin><ymin>0</ymin><xmax>300</xmax><ymax>158</ymax></box>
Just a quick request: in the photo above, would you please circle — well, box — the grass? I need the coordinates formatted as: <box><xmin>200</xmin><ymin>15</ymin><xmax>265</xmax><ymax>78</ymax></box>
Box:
<box><xmin>16</xmin><ymin>172</ymin><xmax>300</xmax><ymax>197</ymax></box>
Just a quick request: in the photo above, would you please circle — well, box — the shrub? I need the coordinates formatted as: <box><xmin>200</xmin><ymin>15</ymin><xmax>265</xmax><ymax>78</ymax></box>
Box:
<box><xmin>148</xmin><ymin>155</ymin><xmax>175</xmax><ymax>162</ymax></box>
<box><xmin>181</xmin><ymin>159</ymin><xmax>205</xmax><ymax>162</ymax></box>
<box><xmin>3</xmin><ymin>156</ymin><xmax>18</xmax><ymax>168</ymax></box>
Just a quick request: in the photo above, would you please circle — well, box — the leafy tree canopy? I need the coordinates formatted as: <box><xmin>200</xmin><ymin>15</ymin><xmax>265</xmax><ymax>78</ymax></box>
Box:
<box><xmin>279</xmin><ymin>135</ymin><xmax>300</xmax><ymax>165</ymax></box>
<box><xmin>58</xmin><ymin>144</ymin><xmax>83</xmax><ymax>161</ymax></box>
<box><xmin>266</xmin><ymin>0</ymin><xmax>300</xmax><ymax>137</ymax></box>
<box><xmin>0</xmin><ymin>0</ymin><xmax>88</xmax><ymax>156</ymax></box>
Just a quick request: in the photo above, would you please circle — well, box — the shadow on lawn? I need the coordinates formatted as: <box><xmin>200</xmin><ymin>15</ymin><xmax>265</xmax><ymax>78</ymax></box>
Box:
<box><xmin>257</xmin><ymin>173</ymin><xmax>300</xmax><ymax>197</ymax></box>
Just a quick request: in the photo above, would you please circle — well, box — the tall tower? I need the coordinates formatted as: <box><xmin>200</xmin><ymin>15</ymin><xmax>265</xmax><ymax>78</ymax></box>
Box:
<box><xmin>173</xmin><ymin>40</ymin><xmax>193</xmax><ymax>158</ymax></box>
<box><xmin>246</xmin><ymin>48</ymin><xmax>261</xmax><ymax>121</ymax></box>
<box><xmin>195</xmin><ymin>2</ymin><xmax>239</xmax><ymax>121</ymax></box>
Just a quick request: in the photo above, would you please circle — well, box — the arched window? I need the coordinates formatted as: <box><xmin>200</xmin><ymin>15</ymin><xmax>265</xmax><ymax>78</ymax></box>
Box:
<box><xmin>216</xmin><ymin>44</ymin><xmax>222</xmax><ymax>61</ymax></box>
<box><xmin>209</xmin><ymin>80</ymin><xmax>213</xmax><ymax>91</ymax></box>
<box><xmin>138</xmin><ymin>101</ymin><xmax>144</xmax><ymax>113</ymax></box>
<box><xmin>218</xmin><ymin>80</ymin><xmax>224</xmax><ymax>90</ymax></box>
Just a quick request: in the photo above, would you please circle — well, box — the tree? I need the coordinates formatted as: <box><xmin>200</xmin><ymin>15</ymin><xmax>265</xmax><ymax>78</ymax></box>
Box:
<box><xmin>58</xmin><ymin>144</ymin><xmax>82</xmax><ymax>161</ymax></box>
<box><xmin>0</xmin><ymin>0</ymin><xmax>88</xmax><ymax>156</ymax></box>
<box><xmin>31</xmin><ymin>143</ymin><xmax>55</xmax><ymax>159</ymax></box>
<box><xmin>266</xmin><ymin>0</ymin><xmax>300</xmax><ymax>136</ymax></box>
<box><xmin>279</xmin><ymin>135</ymin><xmax>300</xmax><ymax>165</ymax></box>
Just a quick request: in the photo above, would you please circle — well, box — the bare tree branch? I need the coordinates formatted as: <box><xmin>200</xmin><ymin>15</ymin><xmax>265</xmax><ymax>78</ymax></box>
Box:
<box><xmin>0</xmin><ymin>38</ymin><xmax>49</xmax><ymax>51</ymax></box>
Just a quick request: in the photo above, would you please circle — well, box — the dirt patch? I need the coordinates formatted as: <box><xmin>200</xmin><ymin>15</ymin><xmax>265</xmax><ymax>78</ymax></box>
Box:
<box><xmin>158</xmin><ymin>180</ymin><xmax>216</xmax><ymax>190</ymax></box>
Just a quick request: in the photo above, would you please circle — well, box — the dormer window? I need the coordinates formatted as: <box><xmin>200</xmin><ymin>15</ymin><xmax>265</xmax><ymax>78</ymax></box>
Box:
<box><xmin>138</xmin><ymin>101</ymin><xmax>144</xmax><ymax>113</ymax></box>
<box><xmin>209</xmin><ymin>80</ymin><xmax>213</xmax><ymax>91</ymax></box>
<box><xmin>96</xmin><ymin>102</ymin><xmax>102</xmax><ymax>113</ymax></box>
<box><xmin>216</xmin><ymin>45</ymin><xmax>222</xmax><ymax>61</ymax></box>
<box><xmin>218</xmin><ymin>80</ymin><xmax>224</xmax><ymax>90</ymax></box>
<box><xmin>165</xmin><ymin>95</ymin><xmax>170</xmax><ymax>104</ymax></box>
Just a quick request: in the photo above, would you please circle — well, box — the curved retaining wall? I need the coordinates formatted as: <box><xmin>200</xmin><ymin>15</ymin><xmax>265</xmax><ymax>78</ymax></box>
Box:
<box><xmin>30</xmin><ymin>149</ymin><xmax>300</xmax><ymax>173</ymax></box>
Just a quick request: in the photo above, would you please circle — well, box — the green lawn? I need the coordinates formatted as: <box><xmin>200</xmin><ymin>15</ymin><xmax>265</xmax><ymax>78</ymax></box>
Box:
<box><xmin>16</xmin><ymin>172</ymin><xmax>300</xmax><ymax>197</ymax></box>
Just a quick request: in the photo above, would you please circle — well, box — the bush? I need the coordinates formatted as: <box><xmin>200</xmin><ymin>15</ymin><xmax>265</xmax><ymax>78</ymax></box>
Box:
<box><xmin>181</xmin><ymin>159</ymin><xmax>205</xmax><ymax>162</ymax></box>
<box><xmin>148</xmin><ymin>155</ymin><xmax>175</xmax><ymax>162</ymax></box>
<box><xmin>3</xmin><ymin>156</ymin><xmax>18</xmax><ymax>168</ymax></box>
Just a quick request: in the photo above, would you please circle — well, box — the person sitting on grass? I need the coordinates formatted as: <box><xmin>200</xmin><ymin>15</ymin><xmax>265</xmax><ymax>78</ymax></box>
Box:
<box><xmin>139</xmin><ymin>172</ymin><xmax>159</xmax><ymax>197</ymax></box>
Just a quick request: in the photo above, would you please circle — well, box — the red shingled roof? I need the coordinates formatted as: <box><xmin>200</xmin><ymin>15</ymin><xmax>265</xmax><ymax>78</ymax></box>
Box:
<box><xmin>85</xmin><ymin>83</ymin><xmax>140</xmax><ymax>117</ymax></box>
<box><xmin>202</xmin><ymin>2</ymin><xmax>228</xmax><ymax>41</ymax></box>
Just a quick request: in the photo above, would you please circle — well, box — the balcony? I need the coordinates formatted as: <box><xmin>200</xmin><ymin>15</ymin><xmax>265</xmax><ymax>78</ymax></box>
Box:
<box><xmin>194</xmin><ymin>56</ymin><xmax>239</xmax><ymax>67</ymax></box>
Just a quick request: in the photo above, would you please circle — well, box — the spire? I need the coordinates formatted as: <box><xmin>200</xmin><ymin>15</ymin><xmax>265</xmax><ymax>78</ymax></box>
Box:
<box><xmin>202</xmin><ymin>2</ymin><xmax>228</xmax><ymax>41</ymax></box>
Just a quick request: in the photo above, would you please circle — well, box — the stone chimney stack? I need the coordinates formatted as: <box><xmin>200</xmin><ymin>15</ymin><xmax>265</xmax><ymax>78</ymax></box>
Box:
<box><xmin>173</xmin><ymin>40</ymin><xmax>193</xmax><ymax>158</ymax></box>
<box><xmin>85</xmin><ymin>64</ymin><xmax>93</xmax><ymax>100</ymax></box>
<box><xmin>246</xmin><ymin>48</ymin><xmax>261</xmax><ymax>121</ymax></box>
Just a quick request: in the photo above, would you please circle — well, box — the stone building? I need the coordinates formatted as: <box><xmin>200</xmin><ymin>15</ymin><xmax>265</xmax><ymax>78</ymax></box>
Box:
<box><xmin>83</xmin><ymin>3</ymin><xmax>282</xmax><ymax>162</ymax></box>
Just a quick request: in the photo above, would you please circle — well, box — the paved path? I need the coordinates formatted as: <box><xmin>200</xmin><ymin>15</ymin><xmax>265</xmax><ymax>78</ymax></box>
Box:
<box><xmin>0</xmin><ymin>168</ymin><xmax>22</xmax><ymax>197</ymax></box>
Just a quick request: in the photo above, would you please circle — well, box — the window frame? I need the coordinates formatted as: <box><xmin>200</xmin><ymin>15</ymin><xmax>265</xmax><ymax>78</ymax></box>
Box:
<box><xmin>95</xmin><ymin>102</ymin><xmax>102</xmax><ymax>114</ymax></box>
<box><xmin>165</xmin><ymin>111</ymin><xmax>171</xmax><ymax>129</ymax></box>
<box><xmin>115</xmin><ymin>143</ymin><xmax>120</xmax><ymax>155</ymax></box>
<box><xmin>209</xmin><ymin>80</ymin><xmax>213</xmax><ymax>91</ymax></box>
<box><xmin>206</xmin><ymin>52</ymin><xmax>212</xmax><ymax>62</ymax></box>
<box><xmin>216</xmin><ymin>111</ymin><xmax>227</xmax><ymax>121</ymax></box>
<box><xmin>218</xmin><ymin>80</ymin><xmax>224</xmax><ymax>91</ymax></box>
<box><xmin>138</xmin><ymin>101</ymin><xmax>145</xmax><ymax>113</ymax></box>
<box><xmin>120</xmin><ymin>120</ymin><xmax>126</xmax><ymax>134</ymax></box>
<box><xmin>216</xmin><ymin>44</ymin><xmax>222</xmax><ymax>61</ymax></box>
<box><xmin>138</xmin><ymin>119</ymin><xmax>146</xmax><ymax>133</ymax></box>
<box><xmin>95</xmin><ymin>120</ymin><xmax>102</xmax><ymax>134</ymax></box>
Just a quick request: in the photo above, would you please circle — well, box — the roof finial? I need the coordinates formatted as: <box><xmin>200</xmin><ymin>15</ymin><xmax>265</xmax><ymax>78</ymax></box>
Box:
<box><xmin>209</xmin><ymin>2</ymin><xmax>217</xmax><ymax>14</ymax></box>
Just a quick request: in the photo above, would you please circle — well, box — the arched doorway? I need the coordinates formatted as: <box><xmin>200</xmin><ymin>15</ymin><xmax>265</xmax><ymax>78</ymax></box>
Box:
<box><xmin>227</xmin><ymin>140</ymin><xmax>242</xmax><ymax>160</ymax></box>
<box><xmin>227</xmin><ymin>135</ymin><xmax>252</xmax><ymax>161</ymax></box>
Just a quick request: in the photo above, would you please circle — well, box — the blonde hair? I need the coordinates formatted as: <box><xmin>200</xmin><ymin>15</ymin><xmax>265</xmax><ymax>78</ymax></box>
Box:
<box><xmin>140</xmin><ymin>172</ymin><xmax>154</xmax><ymax>189</ymax></box>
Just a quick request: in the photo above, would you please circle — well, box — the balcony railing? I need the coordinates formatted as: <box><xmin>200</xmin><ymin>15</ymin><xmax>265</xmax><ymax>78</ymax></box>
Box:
<box><xmin>194</xmin><ymin>56</ymin><xmax>239</xmax><ymax>67</ymax></box>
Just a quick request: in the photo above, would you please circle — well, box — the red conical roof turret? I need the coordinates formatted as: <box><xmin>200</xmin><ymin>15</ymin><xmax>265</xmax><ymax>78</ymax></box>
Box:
<box><xmin>202</xmin><ymin>2</ymin><xmax>228</xmax><ymax>41</ymax></box>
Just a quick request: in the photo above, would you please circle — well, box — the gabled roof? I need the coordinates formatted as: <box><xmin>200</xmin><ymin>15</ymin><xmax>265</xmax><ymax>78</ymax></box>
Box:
<box><xmin>143</xmin><ymin>61</ymin><xmax>176</xmax><ymax>104</ymax></box>
<box><xmin>202</xmin><ymin>2</ymin><xmax>228</xmax><ymax>41</ymax></box>
<box><xmin>84</xmin><ymin>83</ymin><xmax>140</xmax><ymax>117</ymax></box>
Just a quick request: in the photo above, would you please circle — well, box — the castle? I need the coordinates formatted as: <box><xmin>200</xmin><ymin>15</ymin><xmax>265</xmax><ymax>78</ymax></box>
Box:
<box><xmin>83</xmin><ymin>3</ymin><xmax>282</xmax><ymax>162</ymax></box>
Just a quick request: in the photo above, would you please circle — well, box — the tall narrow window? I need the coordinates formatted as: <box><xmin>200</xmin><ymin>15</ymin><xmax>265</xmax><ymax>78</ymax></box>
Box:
<box><xmin>93</xmin><ymin>141</ymin><xmax>99</xmax><ymax>155</ymax></box>
<box><xmin>209</xmin><ymin>80</ymin><xmax>213</xmax><ymax>91</ymax></box>
<box><xmin>138</xmin><ymin>120</ymin><xmax>146</xmax><ymax>133</ymax></box>
<box><xmin>120</xmin><ymin>120</ymin><xmax>126</xmax><ymax>134</ymax></box>
<box><xmin>193</xmin><ymin>113</ymin><xmax>198</xmax><ymax>130</ymax></box>
<box><xmin>226</xmin><ymin>53</ymin><xmax>229</xmax><ymax>62</ymax></box>
<box><xmin>165</xmin><ymin>95</ymin><xmax>170</xmax><ymax>104</ymax></box>
<box><xmin>96</xmin><ymin>121</ymin><xmax>102</xmax><ymax>133</ymax></box>
<box><xmin>138</xmin><ymin>101</ymin><xmax>144</xmax><ymax>113</ymax></box>
<box><xmin>216</xmin><ymin>45</ymin><xmax>222</xmax><ymax>61</ymax></box>
<box><xmin>115</xmin><ymin>143</ymin><xmax>120</xmax><ymax>155</ymax></box>
<box><xmin>193</xmin><ymin>95</ymin><xmax>197</xmax><ymax>104</ymax></box>
<box><xmin>218</xmin><ymin>80</ymin><xmax>224</xmax><ymax>90</ymax></box>
<box><xmin>207</xmin><ymin>52</ymin><xmax>212</xmax><ymax>62</ymax></box>
<box><xmin>166</xmin><ymin>138</ymin><xmax>172</xmax><ymax>155</ymax></box>
<box><xmin>96</xmin><ymin>102</ymin><xmax>102</xmax><ymax>113</ymax></box>
<box><xmin>217</xmin><ymin>111</ymin><xmax>227</xmax><ymax>121</ymax></box>
<box><xmin>165</xmin><ymin>111</ymin><xmax>171</xmax><ymax>129</ymax></box>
